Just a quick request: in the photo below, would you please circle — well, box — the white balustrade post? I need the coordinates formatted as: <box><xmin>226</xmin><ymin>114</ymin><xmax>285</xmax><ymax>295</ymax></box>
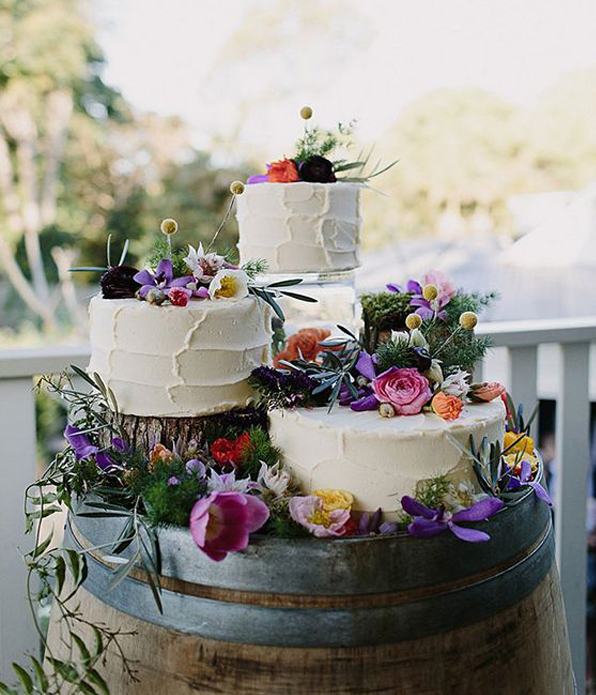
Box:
<box><xmin>0</xmin><ymin>377</ymin><xmax>38</xmax><ymax>682</ymax></box>
<box><xmin>508</xmin><ymin>345</ymin><xmax>539</xmax><ymax>433</ymax></box>
<box><xmin>555</xmin><ymin>342</ymin><xmax>591</xmax><ymax>695</ymax></box>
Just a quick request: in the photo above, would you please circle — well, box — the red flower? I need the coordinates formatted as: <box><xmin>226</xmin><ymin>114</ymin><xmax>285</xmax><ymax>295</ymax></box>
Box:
<box><xmin>267</xmin><ymin>159</ymin><xmax>299</xmax><ymax>183</ymax></box>
<box><xmin>211</xmin><ymin>432</ymin><xmax>252</xmax><ymax>468</ymax></box>
<box><xmin>169</xmin><ymin>287</ymin><xmax>191</xmax><ymax>307</ymax></box>
<box><xmin>341</xmin><ymin>517</ymin><xmax>359</xmax><ymax>537</ymax></box>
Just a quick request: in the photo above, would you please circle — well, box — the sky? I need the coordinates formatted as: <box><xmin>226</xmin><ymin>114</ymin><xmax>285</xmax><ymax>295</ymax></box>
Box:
<box><xmin>95</xmin><ymin>0</ymin><xmax>596</xmax><ymax>154</ymax></box>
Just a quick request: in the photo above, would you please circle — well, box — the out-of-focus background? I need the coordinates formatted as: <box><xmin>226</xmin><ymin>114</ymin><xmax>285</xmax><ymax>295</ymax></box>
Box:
<box><xmin>1</xmin><ymin>0</ymin><xmax>596</xmax><ymax>690</ymax></box>
<box><xmin>2</xmin><ymin>0</ymin><xmax>596</xmax><ymax>348</ymax></box>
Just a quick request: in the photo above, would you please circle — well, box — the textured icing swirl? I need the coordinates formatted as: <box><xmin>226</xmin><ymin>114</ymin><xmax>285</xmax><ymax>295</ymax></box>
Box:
<box><xmin>237</xmin><ymin>181</ymin><xmax>361</xmax><ymax>273</ymax></box>
<box><xmin>88</xmin><ymin>295</ymin><xmax>272</xmax><ymax>417</ymax></box>
<box><xmin>268</xmin><ymin>401</ymin><xmax>506</xmax><ymax>515</ymax></box>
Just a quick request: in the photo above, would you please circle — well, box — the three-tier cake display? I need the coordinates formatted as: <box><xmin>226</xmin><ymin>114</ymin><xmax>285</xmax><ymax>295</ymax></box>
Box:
<box><xmin>15</xmin><ymin>111</ymin><xmax>573</xmax><ymax>695</ymax></box>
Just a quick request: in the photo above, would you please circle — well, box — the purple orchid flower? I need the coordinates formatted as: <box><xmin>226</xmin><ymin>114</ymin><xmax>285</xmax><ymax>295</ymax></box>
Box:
<box><xmin>386</xmin><ymin>279</ymin><xmax>422</xmax><ymax>294</ymax></box>
<box><xmin>337</xmin><ymin>351</ymin><xmax>380</xmax><ymax>412</ymax></box>
<box><xmin>401</xmin><ymin>495</ymin><xmax>505</xmax><ymax>543</ymax></box>
<box><xmin>133</xmin><ymin>259</ymin><xmax>194</xmax><ymax>299</ymax></box>
<box><xmin>410</xmin><ymin>292</ymin><xmax>450</xmax><ymax>321</ymax></box>
<box><xmin>247</xmin><ymin>174</ymin><xmax>269</xmax><ymax>184</ymax></box>
<box><xmin>506</xmin><ymin>460</ymin><xmax>552</xmax><ymax>506</ymax></box>
<box><xmin>64</xmin><ymin>424</ymin><xmax>116</xmax><ymax>471</ymax></box>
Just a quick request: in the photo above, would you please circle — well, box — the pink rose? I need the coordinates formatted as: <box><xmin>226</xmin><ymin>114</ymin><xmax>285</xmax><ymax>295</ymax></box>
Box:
<box><xmin>372</xmin><ymin>367</ymin><xmax>432</xmax><ymax>415</ymax></box>
<box><xmin>422</xmin><ymin>269</ymin><xmax>456</xmax><ymax>302</ymax></box>
<box><xmin>469</xmin><ymin>381</ymin><xmax>506</xmax><ymax>402</ymax></box>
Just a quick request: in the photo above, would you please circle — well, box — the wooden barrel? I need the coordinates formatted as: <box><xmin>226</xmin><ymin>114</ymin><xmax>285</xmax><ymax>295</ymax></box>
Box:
<box><xmin>48</xmin><ymin>487</ymin><xmax>574</xmax><ymax>694</ymax></box>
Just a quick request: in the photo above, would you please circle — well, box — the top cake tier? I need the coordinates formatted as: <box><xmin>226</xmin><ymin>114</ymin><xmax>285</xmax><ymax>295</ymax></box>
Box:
<box><xmin>236</xmin><ymin>182</ymin><xmax>361</xmax><ymax>274</ymax></box>
<box><xmin>88</xmin><ymin>295</ymin><xmax>272</xmax><ymax>418</ymax></box>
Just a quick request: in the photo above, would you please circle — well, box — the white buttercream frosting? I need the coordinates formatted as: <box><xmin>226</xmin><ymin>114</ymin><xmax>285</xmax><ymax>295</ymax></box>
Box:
<box><xmin>88</xmin><ymin>295</ymin><xmax>272</xmax><ymax>417</ymax></box>
<box><xmin>269</xmin><ymin>401</ymin><xmax>505</xmax><ymax>515</ymax></box>
<box><xmin>237</xmin><ymin>182</ymin><xmax>361</xmax><ymax>273</ymax></box>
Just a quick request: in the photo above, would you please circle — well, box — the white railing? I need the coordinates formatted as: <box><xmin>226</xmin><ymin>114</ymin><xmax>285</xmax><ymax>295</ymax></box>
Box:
<box><xmin>0</xmin><ymin>323</ymin><xmax>595</xmax><ymax>690</ymax></box>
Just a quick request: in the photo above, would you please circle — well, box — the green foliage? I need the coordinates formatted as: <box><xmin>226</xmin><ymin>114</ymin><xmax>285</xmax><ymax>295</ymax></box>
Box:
<box><xmin>263</xmin><ymin>504</ymin><xmax>310</xmax><ymax>538</ymax></box>
<box><xmin>294</xmin><ymin>121</ymin><xmax>355</xmax><ymax>162</ymax></box>
<box><xmin>241</xmin><ymin>258</ymin><xmax>268</xmax><ymax>279</ymax></box>
<box><xmin>145</xmin><ymin>238</ymin><xmax>190</xmax><ymax>277</ymax></box>
<box><xmin>374</xmin><ymin>338</ymin><xmax>416</xmax><ymax>372</ymax></box>
<box><xmin>443</xmin><ymin>291</ymin><xmax>498</xmax><ymax>324</ymax></box>
<box><xmin>414</xmin><ymin>475</ymin><xmax>452</xmax><ymax>510</ymax></box>
<box><xmin>241</xmin><ymin>427</ymin><xmax>282</xmax><ymax>479</ymax></box>
<box><xmin>142</xmin><ymin>472</ymin><xmax>206</xmax><ymax>528</ymax></box>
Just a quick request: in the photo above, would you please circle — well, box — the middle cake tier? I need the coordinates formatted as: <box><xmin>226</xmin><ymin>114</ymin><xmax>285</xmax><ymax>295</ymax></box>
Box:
<box><xmin>269</xmin><ymin>400</ymin><xmax>505</xmax><ymax>515</ymax></box>
<box><xmin>88</xmin><ymin>295</ymin><xmax>272</xmax><ymax>417</ymax></box>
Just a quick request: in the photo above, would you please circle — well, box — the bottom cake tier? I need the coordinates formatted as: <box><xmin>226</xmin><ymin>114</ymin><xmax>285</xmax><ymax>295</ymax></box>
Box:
<box><xmin>268</xmin><ymin>400</ymin><xmax>505</xmax><ymax>515</ymax></box>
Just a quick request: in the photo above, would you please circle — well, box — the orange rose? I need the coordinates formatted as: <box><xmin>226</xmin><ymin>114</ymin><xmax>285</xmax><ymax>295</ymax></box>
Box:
<box><xmin>267</xmin><ymin>159</ymin><xmax>299</xmax><ymax>183</ymax></box>
<box><xmin>274</xmin><ymin>327</ymin><xmax>331</xmax><ymax>366</ymax></box>
<box><xmin>431</xmin><ymin>391</ymin><xmax>464</xmax><ymax>421</ymax></box>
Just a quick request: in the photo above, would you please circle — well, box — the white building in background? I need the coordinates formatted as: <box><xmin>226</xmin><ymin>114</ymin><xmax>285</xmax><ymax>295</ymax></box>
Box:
<box><xmin>503</xmin><ymin>182</ymin><xmax>596</xmax><ymax>269</ymax></box>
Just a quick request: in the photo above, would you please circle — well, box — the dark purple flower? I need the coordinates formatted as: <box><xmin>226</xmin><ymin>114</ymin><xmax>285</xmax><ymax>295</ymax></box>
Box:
<box><xmin>506</xmin><ymin>460</ymin><xmax>552</xmax><ymax>506</ymax></box>
<box><xmin>401</xmin><ymin>495</ymin><xmax>505</xmax><ymax>543</ymax></box>
<box><xmin>298</xmin><ymin>156</ymin><xmax>337</xmax><ymax>183</ymax></box>
<box><xmin>386</xmin><ymin>279</ymin><xmax>422</xmax><ymax>294</ymax></box>
<box><xmin>64</xmin><ymin>425</ymin><xmax>115</xmax><ymax>471</ymax></box>
<box><xmin>133</xmin><ymin>259</ymin><xmax>194</xmax><ymax>299</ymax></box>
<box><xmin>358</xmin><ymin>508</ymin><xmax>383</xmax><ymax>535</ymax></box>
<box><xmin>410</xmin><ymin>346</ymin><xmax>432</xmax><ymax>371</ymax></box>
<box><xmin>247</xmin><ymin>174</ymin><xmax>269</xmax><ymax>184</ymax></box>
<box><xmin>100</xmin><ymin>265</ymin><xmax>141</xmax><ymax>299</ymax></box>
<box><xmin>350</xmin><ymin>392</ymin><xmax>379</xmax><ymax>411</ymax></box>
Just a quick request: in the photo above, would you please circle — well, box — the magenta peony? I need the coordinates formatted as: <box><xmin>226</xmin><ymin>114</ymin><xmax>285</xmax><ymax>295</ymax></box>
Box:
<box><xmin>189</xmin><ymin>491</ymin><xmax>269</xmax><ymax>562</ymax></box>
<box><xmin>372</xmin><ymin>367</ymin><xmax>432</xmax><ymax>415</ymax></box>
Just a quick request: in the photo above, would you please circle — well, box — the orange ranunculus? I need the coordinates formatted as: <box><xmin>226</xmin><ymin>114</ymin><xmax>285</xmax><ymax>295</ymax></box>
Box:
<box><xmin>431</xmin><ymin>391</ymin><xmax>464</xmax><ymax>421</ymax></box>
<box><xmin>273</xmin><ymin>327</ymin><xmax>331</xmax><ymax>367</ymax></box>
<box><xmin>149</xmin><ymin>443</ymin><xmax>174</xmax><ymax>465</ymax></box>
<box><xmin>267</xmin><ymin>159</ymin><xmax>300</xmax><ymax>183</ymax></box>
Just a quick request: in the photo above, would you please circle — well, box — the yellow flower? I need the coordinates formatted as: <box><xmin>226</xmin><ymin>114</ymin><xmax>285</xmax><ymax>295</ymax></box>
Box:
<box><xmin>230</xmin><ymin>180</ymin><xmax>245</xmax><ymax>195</ymax></box>
<box><xmin>504</xmin><ymin>431</ymin><xmax>535</xmax><ymax>456</ymax></box>
<box><xmin>160</xmin><ymin>218</ymin><xmax>178</xmax><ymax>236</ymax></box>
<box><xmin>405</xmin><ymin>313</ymin><xmax>422</xmax><ymax>330</ymax></box>
<box><xmin>313</xmin><ymin>488</ymin><xmax>353</xmax><ymax>512</ymax></box>
<box><xmin>422</xmin><ymin>284</ymin><xmax>438</xmax><ymax>301</ymax></box>
<box><xmin>459</xmin><ymin>311</ymin><xmax>478</xmax><ymax>330</ymax></box>
<box><xmin>504</xmin><ymin>452</ymin><xmax>539</xmax><ymax>475</ymax></box>
<box><xmin>300</xmin><ymin>106</ymin><xmax>313</xmax><ymax>120</ymax></box>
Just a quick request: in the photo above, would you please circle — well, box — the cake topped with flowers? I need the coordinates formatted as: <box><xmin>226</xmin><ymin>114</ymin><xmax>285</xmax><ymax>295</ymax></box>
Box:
<box><xmin>76</xmin><ymin>184</ymin><xmax>314</xmax><ymax>418</ymax></box>
<box><xmin>237</xmin><ymin>107</ymin><xmax>396</xmax><ymax>275</ymax></box>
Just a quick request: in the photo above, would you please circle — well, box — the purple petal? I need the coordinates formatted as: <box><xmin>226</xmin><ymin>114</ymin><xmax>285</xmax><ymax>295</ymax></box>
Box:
<box><xmin>356</xmin><ymin>351</ymin><xmax>376</xmax><ymax>381</ymax></box>
<box><xmin>133</xmin><ymin>269</ymin><xmax>155</xmax><ymax>287</ymax></box>
<box><xmin>95</xmin><ymin>450</ymin><xmax>114</xmax><ymax>471</ymax></box>
<box><xmin>350</xmin><ymin>393</ymin><xmax>379</xmax><ymax>411</ymax></box>
<box><xmin>370</xmin><ymin>508</ymin><xmax>383</xmax><ymax>533</ymax></box>
<box><xmin>409</xmin><ymin>297</ymin><xmax>429</xmax><ymax>308</ymax></box>
<box><xmin>156</xmin><ymin>259</ymin><xmax>173</xmax><ymax>283</ymax></box>
<box><xmin>247</xmin><ymin>174</ymin><xmax>269</xmax><ymax>184</ymax></box>
<box><xmin>358</xmin><ymin>513</ymin><xmax>370</xmax><ymax>534</ymax></box>
<box><xmin>449</xmin><ymin>523</ymin><xmax>491</xmax><ymax>543</ymax></box>
<box><xmin>193</xmin><ymin>287</ymin><xmax>210</xmax><ymax>299</ymax></box>
<box><xmin>452</xmin><ymin>497</ymin><xmax>504</xmax><ymax>523</ymax></box>
<box><xmin>186</xmin><ymin>458</ymin><xmax>206</xmax><ymax>477</ymax></box>
<box><xmin>169</xmin><ymin>275</ymin><xmax>194</xmax><ymax>288</ymax></box>
<box><xmin>435</xmin><ymin>310</ymin><xmax>447</xmax><ymax>321</ymax></box>
<box><xmin>408</xmin><ymin>518</ymin><xmax>447</xmax><ymax>538</ymax></box>
<box><xmin>401</xmin><ymin>495</ymin><xmax>436</xmax><ymax>519</ymax></box>
<box><xmin>507</xmin><ymin>476</ymin><xmax>522</xmax><ymax>491</ymax></box>
<box><xmin>406</xmin><ymin>280</ymin><xmax>422</xmax><ymax>294</ymax></box>
<box><xmin>111</xmin><ymin>437</ymin><xmax>127</xmax><ymax>453</ymax></box>
<box><xmin>386</xmin><ymin>283</ymin><xmax>402</xmax><ymax>293</ymax></box>
<box><xmin>415</xmin><ymin>306</ymin><xmax>435</xmax><ymax>320</ymax></box>
<box><xmin>529</xmin><ymin>481</ymin><xmax>553</xmax><ymax>506</ymax></box>
<box><xmin>520</xmin><ymin>459</ymin><xmax>532</xmax><ymax>483</ymax></box>
<box><xmin>167</xmin><ymin>476</ymin><xmax>180</xmax><ymax>486</ymax></box>
<box><xmin>379</xmin><ymin>521</ymin><xmax>400</xmax><ymax>534</ymax></box>
<box><xmin>64</xmin><ymin>424</ymin><xmax>98</xmax><ymax>461</ymax></box>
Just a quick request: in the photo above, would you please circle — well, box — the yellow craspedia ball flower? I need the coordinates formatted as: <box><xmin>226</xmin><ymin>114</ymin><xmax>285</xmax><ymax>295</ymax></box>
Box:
<box><xmin>230</xmin><ymin>180</ymin><xmax>245</xmax><ymax>195</ymax></box>
<box><xmin>405</xmin><ymin>313</ymin><xmax>422</xmax><ymax>330</ymax></box>
<box><xmin>422</xmin><ymin>284</ymin><xmax>438</xmax><ymax>301</ymax></box>
<box><xmin>160</xmin><ymin>218</ymin><xmax>178</xmax><ymax>236</ymax></box>
<box><xmin>313</xmin><ymin>489</ymin><xmax>353</xmax><ymax>512</ymax></box>
<box><xmin>300</xmin><ymin>106</ymin><xmax>313</xmax><ymax>120</ymax></box>
<box><xmin>504</xmin><ymin>452</ymin><xmax>539</xmax><ymax>475</ymax></box>
<box><xmin>459</xmin><ymin>311</ymin><xmax>478</xmax><ymax>330</ymax></box>
<box><xmin>504</xmin><ymin>431</ymin><xmax>535</xmax><ymax>457</ymax></box>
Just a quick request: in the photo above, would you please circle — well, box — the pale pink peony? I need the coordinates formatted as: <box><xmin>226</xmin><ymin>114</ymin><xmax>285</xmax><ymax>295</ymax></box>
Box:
<box><xmin>421</xmin><ymin>269</ymin><xmax>456</xmax><ymax>302</ymax></box>
<box><xmin>372</xmin><ymin>367</ymin><xmax>432</xmax><ymax>415</ymax></box>
<box><xmin>189</xmin><ymin>491</ymin><xmax>269</xmax><ymax>562</ymax></box>
<box><xmin>289</xmin><ymin>496</ymin><xmax>350</xmax><ymax>538</ymax></box>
